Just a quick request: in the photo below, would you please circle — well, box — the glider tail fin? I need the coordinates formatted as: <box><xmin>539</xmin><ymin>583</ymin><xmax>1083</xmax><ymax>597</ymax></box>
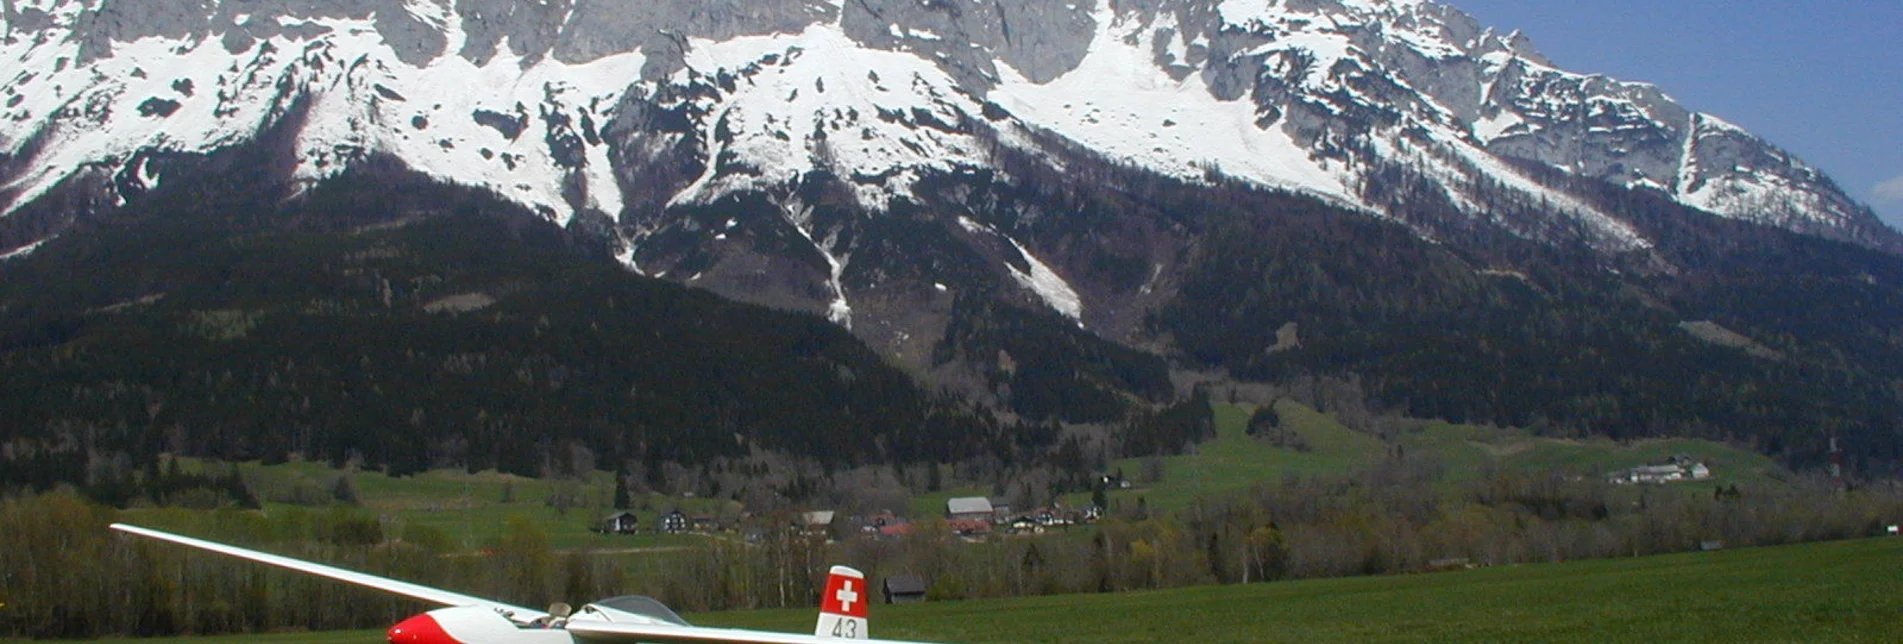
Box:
<box><xmin>815</xmin><ymin>566</ymin><xmax>870</xmax><ymax>639</ymax></box>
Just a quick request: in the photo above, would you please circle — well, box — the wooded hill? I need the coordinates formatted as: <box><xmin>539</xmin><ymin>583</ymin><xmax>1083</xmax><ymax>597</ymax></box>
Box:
<box><xmin>0</xmin><ymin>158</ymin><xmax>1100</xmax><ymax>492</ymax></box>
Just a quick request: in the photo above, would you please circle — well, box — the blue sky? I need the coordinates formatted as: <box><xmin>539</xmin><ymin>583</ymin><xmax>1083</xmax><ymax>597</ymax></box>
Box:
<box><xmin>1447</xmin><ymin>0</ymin><xmax>1903</xmax><ymax>229</ymax></box>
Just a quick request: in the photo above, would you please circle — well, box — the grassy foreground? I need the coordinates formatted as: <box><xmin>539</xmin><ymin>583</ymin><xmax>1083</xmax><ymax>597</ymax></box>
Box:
<box><xmin>42</xmin><ymin>536</ymin><xmax>1902</xmax><ymax>643</ymax></box>
<box><xmin>706</xmin><ymin>537</ymin><xmax>1903</xmax><ymax>642</ymax></box>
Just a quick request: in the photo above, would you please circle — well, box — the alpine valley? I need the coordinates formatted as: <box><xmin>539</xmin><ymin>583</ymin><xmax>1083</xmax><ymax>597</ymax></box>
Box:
<box><xmin>3</xmin><ymin>0</ymin><xmax>1901</xmax><ymax>482</ymax></box>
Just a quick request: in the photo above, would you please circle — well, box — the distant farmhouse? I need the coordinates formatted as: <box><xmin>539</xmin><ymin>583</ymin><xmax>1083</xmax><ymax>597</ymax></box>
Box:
<box><xmin>661</xmin><ymin>509</ymin><xmax>689</xmax><ymax>534</ymax></box>
<box><xmin>801</xmin><ymin>511</ymin><xmax>837</xmax><ymax>537</ymax></box>
<box><xmin>946</xmin><ymin>497</ymin><xmax>994</xmax><ymax>522</ymax></box>
<box><xmin>946</xmin><ymin>518</ymin><xmax>992</xmax><ymax>537</ymax></box>
<box><xmin>1609</xmin><ymin>456</ymin><xmax>1712</xmax><ymax>485</ymax></box>
<box><xmin>596</xmin><ymin>511</ymin><xmax>639</xmax><ymax>535</ymax></box>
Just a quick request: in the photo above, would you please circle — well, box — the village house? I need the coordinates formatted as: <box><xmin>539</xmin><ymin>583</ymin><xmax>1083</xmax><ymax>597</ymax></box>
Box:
<box><xmin>1609</xmin><ymin>458</ymin><xmax>1714</xmax><ymax>485</ymax></box>
<box><xmin>859</xmin><ymin>511</ymin><xmax>905</xmax><ymax>536</ymax></box>
<box><xmin>989</xmin><ymin>499</ymin><xmax>1012</xmax><ymax>521</ymax></box>
<box><xmin>595</xmin><ymin>511</ymin><xmax>639</xmax><ymax>535</ymax></box>
<box><xmin>946</xmin><ymin>518</ymin><xmax>992</xmax><ymax>538</ymax></box>
<box><xmin>801</xmin><ymin>511</ymin><xmax>836</xmax><ymax>537</ymax></box>
<box><xmin>946</xmin><ymin>497</ymin><xmax>993</xmax><ymax>522</ymax></box>
<box><xmin>1006</xmin><ymin>516</ymin><xmax>1045</xmax><ymax>535</ymax></box>
<box><xmin>660</xmin><ymin>509</ymin><xmax>688</xmax><ymax>534</ymax></box>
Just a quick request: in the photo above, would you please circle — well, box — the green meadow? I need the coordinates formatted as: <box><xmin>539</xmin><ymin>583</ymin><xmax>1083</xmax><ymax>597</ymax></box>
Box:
<box><xmin>1083</xmin><ymin>401</ymin><xmax>1788</xmax><ymax>513</ymax></box>
<box><xmin>125</xmin><ymin>459</ymin><xmax>731</xmax><ymax>553</ymax></box>
<box><xmin>703</xmin><ymin>537</ymin><xmax>1903</xmax><ymax>642</ymax></box>
<box><xmin>42</xmin><ymin>537</ymin><xmax>1903</xmax><ymax>643</ymax></box>
<box><xmin>125</xmin><ymin>400</ymin><xmax>1786</xmax><ymax>549</ymax></box>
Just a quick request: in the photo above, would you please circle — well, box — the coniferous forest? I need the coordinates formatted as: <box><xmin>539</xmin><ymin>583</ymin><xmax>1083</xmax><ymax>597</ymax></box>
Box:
<box><xmin>0</xmin><ymin>161</ymin><xmax>1057</xmax><ymax>493</ymax></box>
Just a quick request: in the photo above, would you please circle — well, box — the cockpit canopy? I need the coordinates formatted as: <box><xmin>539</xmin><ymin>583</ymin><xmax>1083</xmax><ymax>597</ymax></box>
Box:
<box><xmin>577</xmin><ymin>596</ymin><xmax>692</xmax><ymax>627</ymax></box>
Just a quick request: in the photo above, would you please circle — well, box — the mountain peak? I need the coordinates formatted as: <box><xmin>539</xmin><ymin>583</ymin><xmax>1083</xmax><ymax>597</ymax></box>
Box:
<box><xmin>2</xmin><ymin>0</ymin><xmax>1896</xmax><ymax>260</ymax></box>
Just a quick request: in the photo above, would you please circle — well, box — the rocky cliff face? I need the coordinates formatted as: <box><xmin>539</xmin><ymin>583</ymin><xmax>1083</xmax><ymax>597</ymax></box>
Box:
<box><xmin>2</xmin><ymin>0</ymin><xmax>1897</xmax><ymax>333</ymax></box>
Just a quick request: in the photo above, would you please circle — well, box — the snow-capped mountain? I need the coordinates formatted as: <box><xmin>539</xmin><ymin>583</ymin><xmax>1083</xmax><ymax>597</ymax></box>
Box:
<box><xmin>8</xmin><ymin>0</ymin><xmax>1903</xmax><ymax>469</ymax></box>
<box><xmin>2</xmin><ymin>0</ymin><xmax>1897</xmax><ymax>335</ymax></box>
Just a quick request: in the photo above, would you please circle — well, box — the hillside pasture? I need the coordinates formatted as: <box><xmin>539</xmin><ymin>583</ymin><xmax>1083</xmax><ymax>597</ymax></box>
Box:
<box><xmin>1083</xmin><ymin>402</ymin><xmax>1793</xmax><ymax>514</ymax></box>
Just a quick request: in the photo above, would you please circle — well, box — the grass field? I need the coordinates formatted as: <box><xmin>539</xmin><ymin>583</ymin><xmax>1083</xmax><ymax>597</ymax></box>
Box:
<box><xmin>43</xmin><ymin>537</ymin><xmax>1903</xmax><ymax>643</ymax></box>
<box><xmin>137</xmin><ymin>459</ymin><xmax>732</xmax><ymax>552</ymax></box>
<box><xmin>699</xmin><ymin>537</ymin><xmax>1903</xmax><ymax>642</ymax></box>
<box><xmin>1081</xmin><ymin>402</ymin><xmax>1790</xmax><ymax>513</ymax></box>
<box><xmin>141</xmin><ymin>401</ymin><xmax>1787</xmax><ymax>547</ymax></box>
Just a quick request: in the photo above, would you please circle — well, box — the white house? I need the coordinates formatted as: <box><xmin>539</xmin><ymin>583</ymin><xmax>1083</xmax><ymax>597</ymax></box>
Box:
<box><xmin>802</xmin><ymin>511</ymin><xmax>837</xmax><ymax>531</ymax></box>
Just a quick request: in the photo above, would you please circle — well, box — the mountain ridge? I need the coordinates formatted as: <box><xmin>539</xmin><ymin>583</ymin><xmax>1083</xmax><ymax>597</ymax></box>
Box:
<box><xmin>3</xmin><ymin>0</ymin><xmax>1895</xmax><ymax>258</ymax></box>
<box><xmin>4</xmin><ymin>0</ymin><xmax>1903</xmax><ymax>475</ymax></box>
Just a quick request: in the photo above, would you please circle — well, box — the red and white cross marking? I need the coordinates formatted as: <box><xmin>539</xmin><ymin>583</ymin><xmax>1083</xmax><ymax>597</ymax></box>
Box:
<box><xmin>817</xmin><ymin>565</ymin><xmax>870</xmax><ymax>639</ymax></box>
<box><xmin>836</xmin><ymin>579</ymin><xmax>860</xmax><ymax>614</ymax></box>
<box><xmin>821</xmin><ymin>566</ymin><xmax>869</xmax><ymax>619</ymax></box>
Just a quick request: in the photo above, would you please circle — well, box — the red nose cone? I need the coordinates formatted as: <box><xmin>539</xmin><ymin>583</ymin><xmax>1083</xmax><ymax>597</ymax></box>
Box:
<box><xmin>388</xmin><ymin>614</ymin><xmax>458</xmax><ymax>644</ymax></box>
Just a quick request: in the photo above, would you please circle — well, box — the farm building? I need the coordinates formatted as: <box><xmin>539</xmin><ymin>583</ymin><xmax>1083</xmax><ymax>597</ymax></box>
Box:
<box><xmin>661</xmin><ymin>510</ymin><xmax>688</xmax><ymax>534</ymax></box>
<box><xmin>883</xmin><ymin>574</ymin><xmax>928</xmax><ymax>604</ymax></box>
<box><xmin>801</xmin><ymin>511</ymin><xmax>836</xmax><ymax>536</ymax></box>
<box><xmin>1609</xmin><ymin>459</ymin><xmax>1713</xmax><ymax>485</ymax></box>
<box><xmin>596</xmin><ymin>511</ymin><xmax>639</xmax><ymax>535</ymax></box>
<box><xmin>947</xmin><ymin>518</ymin><xmax>992</xmax><ymax>537</ymax></box>
<box><xmin>946</xmin><ymin>497</ymin><xmax>994</xmax><ymax>521</ymax></box>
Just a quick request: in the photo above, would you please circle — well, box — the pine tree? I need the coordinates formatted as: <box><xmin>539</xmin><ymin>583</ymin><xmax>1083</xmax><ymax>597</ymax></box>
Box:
<box><xmin>613</xmin><ymin>473</ymin><xmax>631</xmax><ymax>511</ymax></box>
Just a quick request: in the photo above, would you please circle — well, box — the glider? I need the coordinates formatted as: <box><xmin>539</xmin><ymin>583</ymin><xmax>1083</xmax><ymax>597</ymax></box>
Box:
<box><xmin>111</xmin><ymin>523</ymin><xmax>937</xmax><ymax>644</ymax></box>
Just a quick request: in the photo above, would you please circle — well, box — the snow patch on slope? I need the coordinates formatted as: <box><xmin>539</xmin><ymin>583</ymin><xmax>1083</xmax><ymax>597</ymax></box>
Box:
<box><xmin>667</xmin><ymin>24</ymin><xmax>997</xmax><ymax>211</ymax></box>
<box><xmin>284</xmin><ymin>13</ymin><xmax>643</xmax><ymax>226</ymax></box>
<box><xmin>0</xmin><ymin>238</ymin><xmax>50</xmax><ymax>261</ymax></box>
<box><xmin>781</xmin><ymin>197</ymin><xmax>854</xmax><ymax>328</ymax></box>
<box><xmin>0</xmin><ymin>30</ymin><xmax>286</xmax><ymax>215</ymax></box>
<box><xmin>992</xmin><ymin>4</ymin><xmax>1358</xmax><ymax>207</ymax></box>
<box><xmin>958</xmin><ymin>217</ymin><xmax>1083</xmax><ymax>322</ymax></box>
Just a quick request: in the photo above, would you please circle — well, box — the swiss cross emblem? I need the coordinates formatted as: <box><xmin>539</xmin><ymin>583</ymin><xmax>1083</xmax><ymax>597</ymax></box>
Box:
<box><xmin>835</xmin><ymin>579</ymin><xmax>859</xmax><ymax>613</ymax></box>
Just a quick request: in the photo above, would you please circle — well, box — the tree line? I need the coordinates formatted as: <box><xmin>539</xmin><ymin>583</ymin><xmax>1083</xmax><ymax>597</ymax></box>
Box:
<box><xmin>7</xmin><ymin>450</ymin><xmax>1898</xmax><ymax>639</ymax></box>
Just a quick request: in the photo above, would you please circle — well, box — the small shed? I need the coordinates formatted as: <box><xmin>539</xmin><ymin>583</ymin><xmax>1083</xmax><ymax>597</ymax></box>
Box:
<box><xmin>883</xmin><ymin>574</ymin><xmax>928</xmax><ymax>604</ymax></box>
<box><xmin>598</xmin><ymin>511</ymin><xmax>639</xmax><ymax>535</ymax></box>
